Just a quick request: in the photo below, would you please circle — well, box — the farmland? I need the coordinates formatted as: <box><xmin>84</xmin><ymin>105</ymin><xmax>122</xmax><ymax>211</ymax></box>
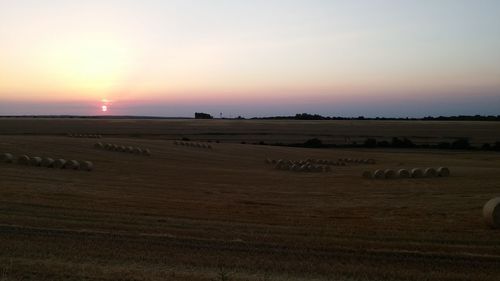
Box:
<box><xmin>0</xmin><ymin>118</ymin><xmax>499</xmax><ymax>281</ymax></box>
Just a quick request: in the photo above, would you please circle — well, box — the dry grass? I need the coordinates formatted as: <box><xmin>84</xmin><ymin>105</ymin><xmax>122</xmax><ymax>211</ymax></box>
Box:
<box><xmin>0</xmin><ymin>119</ymin><xmax>500</xmax><ymax>280</ymax></box>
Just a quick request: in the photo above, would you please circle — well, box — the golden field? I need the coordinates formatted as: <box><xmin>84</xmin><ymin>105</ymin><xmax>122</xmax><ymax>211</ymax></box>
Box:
<box><xmin>0</xmin><ymin>118</ymin><xmax>499</xmax><ymax>281</ymax></box>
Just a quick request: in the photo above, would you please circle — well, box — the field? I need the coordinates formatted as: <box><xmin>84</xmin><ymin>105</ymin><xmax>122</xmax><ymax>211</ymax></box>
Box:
<box><xmin>0</xmin><ymin>118</ymin><xmax>499</xmax><ymax>281</ymax></box>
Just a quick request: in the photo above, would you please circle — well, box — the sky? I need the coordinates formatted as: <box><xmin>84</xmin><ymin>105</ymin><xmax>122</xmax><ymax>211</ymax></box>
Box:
<box><xmin>0</xmin><ymin>0</ymin><xmax>499</xmax><ymax>117</ymax></box>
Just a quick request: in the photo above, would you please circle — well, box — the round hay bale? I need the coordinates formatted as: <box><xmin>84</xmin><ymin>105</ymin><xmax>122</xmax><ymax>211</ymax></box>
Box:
<box><xmin>53</xmin><ymin>159</ymin><xmax>66</xmax><ymax>169</ymax></box>
<box><xmin>293</xmin><ymin>164</ymin><xmax>302</xmax><ymax>172</ymax></box>
<box><xmin>104</xmin><ymin>143</ymin><xmax>112</xmax><ymax>150</ymax></box>
<box><xmin>411</xmin><ymin>168</ymin><xmax>424</xmax><ymax>178</ymax></box>
<box><xmin>119</xmin><ymin>145</ymin><xmax>127</xmax><ymax>152</ymax></box>
<box><xmin>41</xmin><ymin>157</ymin><xmax>54</xmax><ymax>168</ymax></box>
<box><xmin>30</xmin><ymin>156</ymin><xmax>42</xmax><ymax>166</ymax></box>
<box><xmin>483</xmin><ymin>197</ymin><xmax>500</xmax><ymax>229</ymax></box>
<box><xmin>112</xmin><ymin>144</ymin><xmax>119</xmax><ymax>151</ymax></box>
<box><xmin>142</xmin><ymin>148</ymin><xmax>151</xmax><ymax>156</ymax></box>
<box><xmin>398</xmin><ymin>169</ymin><xmax>411</xmax><ymax>178</ymax></box>
<box><xmin>366</xmin><ymin>159</ymin><xmax>376</xmax><ymax>164</ymax></box>
<box><xmin>65</xmin><ymin>160</ymin><xmax>80</xmax><ymax>170</ymax></box>
<box><xmin>265</xmin><ymin>158</ymin><xmax>272</xmax><ymax>164</ymax></box>
<box><xmin>81</xmin><ymin>161</ymin><xmax>93</xmax><ymax>171</ymax></box>
<box><xmin>133</xmin><ymin>147</ymin><xmax>142</xmax><ymax>154</ymax></box>
<box><xmin>94</xmin><ymin>142</ymin><xmax>104</xmax><ymax>149</ymax></box>
<box><xmin>424</xmin><ymin>168</ymin><xmax>437</xmax><ymax>178</ymax></box>
<box><xmin>437</xmin><ymin>167</ymin><xmax>450</xmax><ymax>177</ymax></box>
<box><xmin>1</xmin><ymin>153</ymin><xmax>13</xmax><ymax>163</ymax></box>
<box><xmin>17</xmin><ymin>155</ymin><xmax>30</xmax><ymax>165</ymax></box>
<box><xmin>362</xmin><ymin>171</ymin><xmax>373</xmax><ymax>179</ymax></box>
<box><xmin>373</xmin><ymin>169</ymin><xmax>384</xmax><ymax>179</ymax></box>
<box><xmin>127</xmin><ymin>146</ymin><xmax>134</xmax><ymax>153</ymax></box>
<box><xmin>384</xmin><ymin>169</ymin><xmax>396</xmax><ymax>179</ymax></box>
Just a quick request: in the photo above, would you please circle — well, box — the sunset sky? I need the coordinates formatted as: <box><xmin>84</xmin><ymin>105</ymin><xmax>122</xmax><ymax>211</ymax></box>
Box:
<box><xmin>1</xmin><ymin>0</ymin><xmax>499</xmax><ymax>117</ymax></box>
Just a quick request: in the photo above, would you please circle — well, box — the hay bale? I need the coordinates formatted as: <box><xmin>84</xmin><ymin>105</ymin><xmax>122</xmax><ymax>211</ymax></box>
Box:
<box><xmin>112</xmin><ymin>144</ymin><xmax>119</xmax><ymax>151</ymax></box>
<box><xmin>362</xmin><ymin>171</ymin><xmax>373</xmax><ymax>179</ymax></box>
<box><xmin>53</xmin><ymin>159</ymin><xmax>66</xmax><ymax>169</ymax></box>
<box><xmin>119</xmin><ymin>145</ymin><xmax>127</xmax><ymax>152</ymax></box>
<box><xmin>81</xmin><ymin>161</ymin><xmax>93</xmax><ymax>171</ymax></box>
<box><xmin>398</xmin><ymin>169</ymin><xmax>410</xmax><ymax>178</ymax></box>
<box><xmin>94</xmin><ymin>142</ymin><xmax>104</xmax><ymax>149</ymax></box>
<box><xmin>105</xmin><ymin>143</ymin><xmax>112</xmax><ymax>150</ymax></box>
<box><xmin>373</xmin><ymin>169</ymin><xmax>384</xmax><ymax>179</ymax></box>
<box><xmin>127</xmin><ymin>146</ymin><xmax>134</xmax><ymax>153</ymax></box>
<box><xmin>265</xmin><ymin>158</ymin><xmax>272</xmax><ymax>164</ymax></box>
<box><xmin>384</xmin><ymin>169</ymin><xmax>396</xmax><ymax>179</ymax></box>
<box><xmin>17</xmin><ymin>155</ymin><xmax>30</xmax><ymax>165</ymax></box>
<box><xmin>483</xmin><ymin>197</ymin><xmax>500</xmax><ymax>229</ymax></box>
<box><xmin>411</xmin><ymin>168</ymin><xmax>424</xmax><ymax>178</ymax></box>
<box><xmin>66</xmin><ymin>160</ymin><xmax>80</xmax><ymax>170</ymax></box>
<box><xmin>41</xmin><ymin>157</ymin><xmax>54</xmax><ymax>168</ymax></box>
<box><xmin>366</xmin><ymin>159</ymin><xmax>376</xmax><ymax>164</ymax></box>
<box><xmin>1</xmin><ymin>153</ymin><xmax>13</xmax><ymax>163</ymax></box>
<box><xmin>424</xmin><ymin>168</ymin><xmax>437</xmax><ymax>178</ymax></box>
<box><xmin>299</xmin><ymin>165</ymin><xmax>308</xmax><ymax>172</ymax></box>
<box><xmin>142</xmin><ymin>148</ymin><xmax>151</xmax><ymax>156</ymax></box>
<box><xmin>30</xmin><ymin>156</ymin><xmax>42</xmax><ymax>166</ymax></box>
<box><xmin>437</xmin><ymin>167</ymin><xmax>450</xmax><ymax>177</ymax></box>
<box><xmin>133</xmin><ymin>147</ymin><xmax>142</xmax><ymax>154</ymax></box>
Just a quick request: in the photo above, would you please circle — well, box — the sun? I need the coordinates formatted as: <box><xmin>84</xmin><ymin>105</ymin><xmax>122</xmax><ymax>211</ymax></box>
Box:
<box><xmin>101</xmin><ymin>105</ymin><xmax>108</xmax><ymax>112</ymax></box>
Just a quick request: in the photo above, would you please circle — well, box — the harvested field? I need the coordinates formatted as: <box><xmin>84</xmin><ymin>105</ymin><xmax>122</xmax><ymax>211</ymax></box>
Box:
<box><xmin>1</xmin><ymin>118</ymin><xmax>500</xmax><ymax>145</ymax></box>
<box><xmin>1</xmin><ymin>119</ymin><xmax>500</xmax><ymax>281</ymax></box>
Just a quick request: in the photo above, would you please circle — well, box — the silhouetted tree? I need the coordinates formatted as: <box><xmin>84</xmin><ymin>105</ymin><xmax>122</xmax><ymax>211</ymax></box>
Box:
<box><xmin>195</xmin><ymin>112</ymin><xmax>213</xmax><ymax>119</ymax></box>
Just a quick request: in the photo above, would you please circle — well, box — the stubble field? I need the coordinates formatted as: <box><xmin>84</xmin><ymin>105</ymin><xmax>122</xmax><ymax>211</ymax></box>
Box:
<box><xmin>0</xmin><ymin>118</ymin><xmax>499</xmax><ymax>281</ymax></box>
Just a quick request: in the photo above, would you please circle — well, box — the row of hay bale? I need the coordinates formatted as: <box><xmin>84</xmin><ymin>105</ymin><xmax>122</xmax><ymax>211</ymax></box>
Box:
<box><xmin>268</xmin><ymin>159</ymin><xmax>331</xmax><ymax>173</ymax></box>
<box><xmin>94</xmin><ymin>142</ymin><xmax>151</xmax><ymax>156</ymax></box>
<box><xmin>337</xmin><ymin>158</ymin><xmax>376</xmax><ymax>165</ymax></box>
<box><xmin>68</xmin><ymin>133</ymin><xmax>102</xmax><ymax>138</ymax></box>
<box><xmin>1</xmin><ymin>152</ymin><xmax>93</xmax><ymax>171</ymax></box>
<box><xmin>173</xmin><ymin>141</ymin><xmax>212</xmax><ymax>149</ymax></box>
<box><xmin>271</xmin><ymin>158</ymin><xmax>375</xmax><ymax>166</ymax></box>
<box><xmin>362</xmin><ymin>167</ymin><xmax>450</xmax><ymax>179</ymax></box>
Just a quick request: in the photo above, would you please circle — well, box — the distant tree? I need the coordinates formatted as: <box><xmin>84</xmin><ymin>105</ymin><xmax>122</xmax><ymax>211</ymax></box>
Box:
<box><xmin>451</xmin><ymin>138</ymin><xmax>471</xmax><ymax>149</ymax></box>
<box><xmin>303</xmin><ymin>138</ymin><xmax>323</xmax><ymax>148</ymax></box>
<box><xmin>195</xmin><ymin>112</ymin><xmax>213</xmax><ymax>119</ymax></box>
<box><xmin>437</xmin><ymin>142</ymin><xmax>451</xmax><ymax>149</ymax></box>
<box><xmin>364</xmin><ymin>138</ymin><xmax>377</xmax><ymax>148</ymax></box>
<box><xmin>482</xmin><ymin>143</ymin><xmax>491</xmax><ymax>150</ymax></box>
<box><xmin>492</xmin><ymin>141</ymin><xmax>500</xmax><ymax>151</ymax></box>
